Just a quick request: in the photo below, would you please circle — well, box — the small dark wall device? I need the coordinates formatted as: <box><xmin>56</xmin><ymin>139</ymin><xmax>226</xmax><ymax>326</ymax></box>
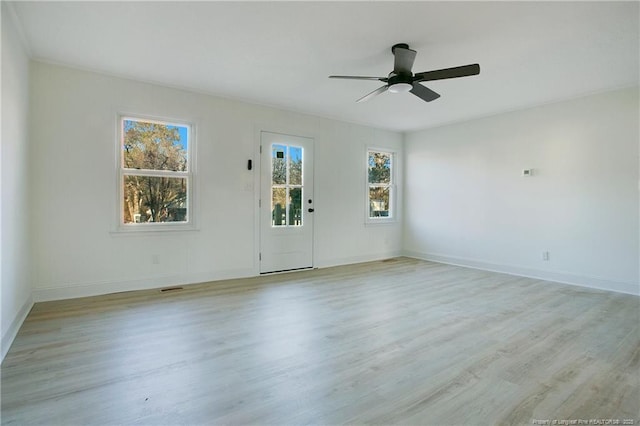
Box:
<box><xmin>247</xmin><ymin>159</ymin><xmax>252</xmax><ymax>170</ymax></box>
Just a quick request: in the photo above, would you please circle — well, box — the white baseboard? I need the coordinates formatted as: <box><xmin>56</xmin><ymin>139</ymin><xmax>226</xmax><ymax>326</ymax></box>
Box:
<box><xmin>35</xmin><ymin>250</ymin><xmax>633</xmax><ymax>306</ymax></box>
<box><xmin>32</xmin><ymin>267</ymin><xmax>256</xmax><ymax>302</ymax></box>
<box><xmin>403</xmin><ymin>250</ymin><xmax>639</xmax><ymax>296</ymax></box>
<box><xmin>316</xmin><ymin>250</ymin><xmax>403</xmax><ymax>269</ymax></box>
<box><xmin>2</xmin><ymin>295</ymin><xmax>34</xmax><ymax>362</ymax></box>
<box><xmin>32</xmin><ymin>250</ymin><xmax>405</xmax><ymax>302</ymax></box>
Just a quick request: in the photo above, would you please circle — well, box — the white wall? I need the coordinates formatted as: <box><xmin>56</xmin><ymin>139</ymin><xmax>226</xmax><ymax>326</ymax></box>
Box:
<box><xmin>404</xmin><ymin>87</ymin><xmax>639</xmax><ymax>295</ymax></box>
<box><xmin>29</xmin><ymin>62</ymin><xmax>403</xmax><ymax>301</ymax></box>
<box><xmin>1</xmin><ymin>3</ymin><xmax>34</xmax><ymax>360</ymax></box>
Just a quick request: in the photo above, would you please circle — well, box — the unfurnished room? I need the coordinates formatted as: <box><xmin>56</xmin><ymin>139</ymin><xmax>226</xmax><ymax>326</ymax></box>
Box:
<box><xmin>1</xmin><ymin>1</ymin><xmax>639</xmax><ymax>425</ymax></box>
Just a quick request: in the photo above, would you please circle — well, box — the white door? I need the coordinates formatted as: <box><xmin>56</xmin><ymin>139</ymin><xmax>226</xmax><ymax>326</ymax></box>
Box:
<box><xmin>260</xmin><ymin>132</ymin><xmax>314</xmax><ymax>273</ymax></box>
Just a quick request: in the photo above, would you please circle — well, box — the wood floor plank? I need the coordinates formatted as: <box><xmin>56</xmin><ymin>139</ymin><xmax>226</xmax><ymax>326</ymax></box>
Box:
<box><xmin>1</xmin><ymin>258</ymin><xmax>638</xmax><ymax>425</ymax></box>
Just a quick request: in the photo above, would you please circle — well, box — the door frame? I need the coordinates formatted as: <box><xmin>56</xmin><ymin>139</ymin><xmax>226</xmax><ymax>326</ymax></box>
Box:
<box><xmin>253</xmin><ymin>126</ymin><xmax>316</xmax><ymax>276</ymax></box>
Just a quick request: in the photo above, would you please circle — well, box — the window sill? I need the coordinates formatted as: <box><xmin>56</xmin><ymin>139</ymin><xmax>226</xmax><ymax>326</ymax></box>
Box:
<box><xmin>365</xmin><ymin>218</ymin><xmax>399</xmax><ymax>227</ymax></box>
<box><xmin>110</xmin><ymin>223</ymin><xmax>199</xmax><ymax>236</ymax></box>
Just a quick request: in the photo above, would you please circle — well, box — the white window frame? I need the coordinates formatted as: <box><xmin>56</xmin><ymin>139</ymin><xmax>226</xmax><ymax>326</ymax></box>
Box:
<box><xmin>366</xmin><ymin>148</ymin><xmax>396</xmax><ymax>224</ymax></box>
<box><xmin>115</xmin><ymin>113</ymin><xmax>196</xmax><ymax>232</ymax></box>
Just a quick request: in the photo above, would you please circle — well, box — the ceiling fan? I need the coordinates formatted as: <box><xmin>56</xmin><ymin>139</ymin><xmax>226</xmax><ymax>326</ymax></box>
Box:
<box><xmin>329</xmin><ymin>43</ymin><xmax>480</xmax><ymax>103</ymax></box>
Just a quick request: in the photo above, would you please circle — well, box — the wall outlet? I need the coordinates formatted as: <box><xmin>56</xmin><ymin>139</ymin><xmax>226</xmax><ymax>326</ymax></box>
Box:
<box><xmin>542</xmin><ymin>251</ymin><xmax>550</xmax><ymax>261</ymax></box>
<box><xmin>522</xmin><ymin>169</ymin><xmax>533</xmax><ymax>177</ymax></box>
<box><xmin>152</xmin><ymin>254</ymin><xmax>159</xmax><ymax>264</ymax></box>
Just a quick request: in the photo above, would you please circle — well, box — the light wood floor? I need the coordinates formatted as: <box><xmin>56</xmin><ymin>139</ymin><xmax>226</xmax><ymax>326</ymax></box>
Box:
<box><xmin>2</xmin><ymin>258</ymin><xmax>638</xmax><ymax>425</ymax></box>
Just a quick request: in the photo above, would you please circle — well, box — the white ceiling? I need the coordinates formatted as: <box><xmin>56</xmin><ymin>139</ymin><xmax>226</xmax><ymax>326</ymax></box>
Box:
<box><xmin>10</xmin><ymin>1</ymin><xmax>640</xmax><ymax>132</ymax></box>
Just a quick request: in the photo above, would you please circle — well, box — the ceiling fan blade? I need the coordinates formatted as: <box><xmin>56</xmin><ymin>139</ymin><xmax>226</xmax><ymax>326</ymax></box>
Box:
<box><xmin>329</xmin><ymin>75</ymin><xmax>387</xmax><ymax>82</ymax></box>
<box><xmin>414</xmin><ymin>64</ymin><xmax>480</xmax><ymax>82</ymax></box>
<box><xmin>393</xmin><ymin>46</ymin><xmax>417</xmax><ymax>74</ymax></box>
<box><xmin>410</xmin><ymin>83</ymin><xmax>440</xmax><ymax>102</ymax></box>
<box><xmin>356</xmin><ymin>85</ymin><xmax>388</xmax><ymax>103</ymax></box>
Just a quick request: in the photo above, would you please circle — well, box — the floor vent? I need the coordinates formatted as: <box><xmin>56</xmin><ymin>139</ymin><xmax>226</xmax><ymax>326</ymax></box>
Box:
<box><xmin>160</xmin><ymin>287</ymin><xmax>184</xmax><ymax>292</ymax></box>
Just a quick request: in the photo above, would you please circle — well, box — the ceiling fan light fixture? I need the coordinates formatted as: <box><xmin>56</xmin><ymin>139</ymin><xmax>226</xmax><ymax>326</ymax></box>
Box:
<box><xmin>388</xmin><ymin>82</ymin><xmax>412</xmax><ymax>93</ymax></box>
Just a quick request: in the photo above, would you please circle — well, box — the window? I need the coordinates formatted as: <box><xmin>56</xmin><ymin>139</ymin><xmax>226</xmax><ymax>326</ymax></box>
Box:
<box><xmin>118</xmin><ymin>116</ymin><xmax>193</xmax><ymax>229</ymax></box>
<box><xmin>367</xmin><ymin>149</ymin><xmax>395</xmax><ymax>221</ymax></box>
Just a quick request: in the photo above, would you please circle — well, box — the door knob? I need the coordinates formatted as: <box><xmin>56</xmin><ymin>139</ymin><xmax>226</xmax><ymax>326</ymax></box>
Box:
<box><xmin>308</xmin><ymin>208</ymin><xmax>315</xmax><ymax>213</ymax></box>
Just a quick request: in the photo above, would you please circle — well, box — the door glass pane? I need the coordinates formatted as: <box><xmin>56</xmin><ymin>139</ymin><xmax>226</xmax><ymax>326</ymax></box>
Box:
<box><xmin>369</xmin><ymin>186</ymin><xmax>390</xmax><ymax>218</ymax></box>
<box><xmin>270</xmin><ymin>143</ymin><xmax>305</xmax><ymax>228</ymax></box>
<box><xmin>272</xmin><ymin>144</ymin><xmax>287</xmax><ymax>185</ymax></box>
<box><xmin>123</xmin><ymin>175</ymin><xmax>188</xmax><ymax>223</ymax></box>
<box><xmin>289</xmin><ymin>187</ymin><xmax>302</xmax><ymax>226</ymax></box>
<box><xmin>289</xmin><ymin>146</ymin><xmax>303</xmax><ymax>185</ymax></box>
<box><xmin>368</xmin><ymin>151</ymin><xmax>391</xmax><ymax>184</ymax></box>
<box><xmin>272</xmin><ymin>187</ymin><xmax>287</xmax><ymax>226</ymax></box>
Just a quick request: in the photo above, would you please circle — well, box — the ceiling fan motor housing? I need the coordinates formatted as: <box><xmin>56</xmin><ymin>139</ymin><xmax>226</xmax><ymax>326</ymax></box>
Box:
<box><xmin>387</xmin><ymin>72</ymin><xmax>414</xmax><ymax>93</ymax></box>
<box><xmin>388</xmin><ymin>72</ymin><xmax>413</xmax><ymax>86</ymax></box>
